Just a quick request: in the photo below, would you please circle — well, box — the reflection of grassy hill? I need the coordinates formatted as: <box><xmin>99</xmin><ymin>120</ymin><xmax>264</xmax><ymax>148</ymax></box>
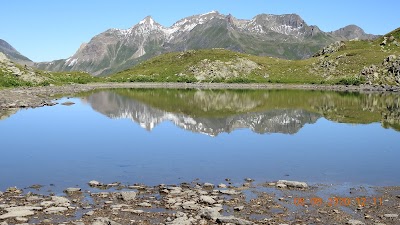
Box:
<box><xmin>113</xmin><ymin>88</ymin><xmax>400</xmax><ymax>131</ymax></box>
<box><xmin>110</xmin><ymin>28</ymin><xmax>400</xmax><ymax>86</ymax></box>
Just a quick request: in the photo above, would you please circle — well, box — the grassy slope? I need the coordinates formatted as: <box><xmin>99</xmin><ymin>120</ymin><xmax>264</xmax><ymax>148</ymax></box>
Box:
<box><xmin>0</xmin><ymin>63</ymin><xmax>101</xmax><ymax>88</ymax></box>
<box><xmin>110</xmin><ymin>28</ymin><xmax>400</xmax><ymax>85</ymax></box>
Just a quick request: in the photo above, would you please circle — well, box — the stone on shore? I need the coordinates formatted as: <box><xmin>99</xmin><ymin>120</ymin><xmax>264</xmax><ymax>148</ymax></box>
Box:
<box><xmin>65</xmin><ymin>187</ymin><xmax>82</xmax><ymax>194</ymax></box>
<box><xmin>216</xmin><ymin>216</ymin><xmax>254</xmax><ymax>225</ymax></box>
<box><xmin>198</xmin><ymin>207</ymin><xmax>221</xmax><ymax>221</ymax></box>
<box><xmin>200</xmin><ymin>195</ymin><xmax>216</xmax><ymax>205</ymax></box>
<box><xmin>92</xmin><ymin>217</ymin><xmax>122</xmax><ymax>225</ymax></box>
<box><xmin>384</xmin><ymin>213</ymin><xmax>398</xmax><ymax>218</ymax></box>
<box><xmin>0</xmin><ymin>210</ymin><xmax>35</xmax><ymax>219</ymax></box>
<box><xmin>347</xmin><ymin>220</ymin><xmax>365</xmax><ymax>225</ymax></box>
<box><xmin>88</xmin><ymin>180</ymin><xmax>102</xmax><ymax>187</ymax></box>
<box><xmin>44</xmin><ymin>207</ymin><xmax>68</xmax><ymax>214</ymax></box>
<box><xmin>181</xmin><ymin>201</ymin><xmax>200</xmax><ymax>210</ymax></box>
<box><xmin>219</xmin><ymin>189</ymin><xmax>240</xmax><ymax>195</ymax></box>
<box><xmin>276</xmin><ymin>180</ymin><xmax>308</xmax><ymax>188</ymax></box>
<box><xmin>51</xmin><ymin>196</ymin><xmax>71</xmax><ymax>207</ymax></box>
<box><xmin>118</xmin><ymin>191</ymin><xmax>136</xmax><ymax>201</ymax></box>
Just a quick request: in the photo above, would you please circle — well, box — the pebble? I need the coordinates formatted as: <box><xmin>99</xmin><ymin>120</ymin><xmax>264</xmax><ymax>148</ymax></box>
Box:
<box><xmin>217</xmin><ymin>183</ymin><xmax>227</xmax><ymax>188</ymax></box>
<box><xmin>200</xmin><ymin>195</ymin><xmax>216</xmax><ymax>205</ymax></box>
<box><xmin>44</xmin><ymin>207</ymin><xmax>68</xmax><ymax>214</ymax></box>
<box><xmin>64</xmin><ymin>187</ymin><xmax>81</xmax><ymax>194</ymax></box>
<box><xmin>219</xmin><ymin>189</ymin><xmax>240</xmax><ymax>195</ymax></box>
<box><xmin>84</xmin><ymin>210</ymin><xmax>95</xmax><ymax>216</ymax></box>
<box><xmin>276</xmin><ymin>180</ymin><xmax>308</xmax><ymax>188</ymax></box>
<box><xmin>88</xmin><ymin>180</ymin><xmax>102</xmax><ymax>187</ymax></box>
<box><xmin>15</xmin><ymin>217</ymin><xmax>29</xmax><ymax>222</ymax></box>
<box><xmin>203</xmin><ymin>183</ymin><xmax>214</xmax><ymax>189</ymax></box>
<box><xmin>276</xmin><ymin>183</ymin><xmax>287</xmax><ymax>188</ymax></box>
<box><xmin>118</xmin><ymin>191</ymin><xmax>137</xmax><ymax>201</ymax></box>
<box><xmin>138</xmin><ymin>202</ymin><xmax>152</xmax><ymax>207</ymax></box>
<box><xmin>234</xmin><ymin>206</ymin><xmax>244</xmax><ymax>211</ymax></box>
<box><xmin>384</xmin><ymin>214</ymin><xmax>398</xmax><ymax>218</ymax></box>
<box><xmin>347</xmin><ymin>220</ymin><xmax>365</xmax><ymax>225</ymax></box>
<box><xmin>244</xmin><ymin>178</ymin><xmax>254</xmax><ymax>182</ymax></box>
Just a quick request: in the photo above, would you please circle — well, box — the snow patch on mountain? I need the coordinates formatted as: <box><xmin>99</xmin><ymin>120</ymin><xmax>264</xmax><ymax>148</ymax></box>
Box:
<box><xmin>66</xmin><ymin>57</ymin><xmax>78</xmax><ymax>67</ymax></box>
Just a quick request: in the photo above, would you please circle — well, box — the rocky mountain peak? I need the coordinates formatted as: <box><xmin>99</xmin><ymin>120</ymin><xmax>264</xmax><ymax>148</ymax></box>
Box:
<box><xmin>330</xmin><ymin>25</ymin><xmax>378</xmax><ymax>40</ymax></box>
<box><xmin>139</xmin><ymin>16</ymin><xmax>156</xmax><ymax>26</ymax></box>
<box><xmin>0</xmin><ymin>39</ymin><xmax>32</xmax><ymax>65</ymax></box>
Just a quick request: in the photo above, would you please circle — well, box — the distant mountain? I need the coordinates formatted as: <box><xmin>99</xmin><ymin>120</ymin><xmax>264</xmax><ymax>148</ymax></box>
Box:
<box><xmin>35</xmin><ymin>11</ymin><xmax>378</xmax><ymax>76</ymax></box>
<box><xmin>0</xmin><ymin>39</ymin><xmax>32</xmax><ymax>65</ymax></box>
<box><xmin>329</xmin><ymin>25</ymin><xmax>377</xmax><ymax>40</ymax></box>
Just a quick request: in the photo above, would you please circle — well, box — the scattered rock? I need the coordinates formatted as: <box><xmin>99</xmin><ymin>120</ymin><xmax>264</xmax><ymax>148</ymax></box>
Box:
<box><xmin>44</xmin><ymin>207</ymin><xmax>68</xmax><ymax>214</ymax></box>
<box><xmin>84</xmin><ymin>210</ymin><xmax>95</xmax><ymax>216</ymax></box>
<box><xmin>15</xmin><ymin>217</ymin><xmax>29</xmax><ymax>222</ymax></box>
<box><xmin>200</xmin><ymin>195</ymin><xmax>216</xmax><ymax>205</ymax></box>
<box><xmin>0</xmin><ymin>210</ymin><xmax>35</xmax><ymax>219</ymax></box>
<box><xmin>166</xmin><ymin>212</ymin><xmax>196</xmax><ymax>225</ymax></box>
<box><xmin>118</xmin><ymin>191</ymin><xmax>137</xmax><ymax>201</ymax></box>
<box><xmin>199</xmin><ymin>207</ymin><xmax>221</xmax><ymax>221</ymax></box>
<box><xmin>234</xmin><ymin>206</ymin><xmax>244</xmax><ymax>211</ymax></box>
<box><xmin>244</xmin><ymin>178</ymin><xmax>254</xmax><ymax>182</ymax></box>
<box><xmin>88</xmin><ymin>180</ymin><xmax>102</xmax><ymax>187</ymax></box>
<box><xmin>138</xmin><ymin>202</ymin><xmax>151</xmax><ymax>207</ymax></box>
<box><xmin>384</xmin><ymin>214</ymin><xmax>398</xmax><ymax>218</ymax></box>
<box><xmin>51</xmin><ymin>196</ymin><xmax>71</xmax><ymax>207</ymax></box>
<box><xmin>65</xmin><ymin>187</ymin><xmax>81</xmax><ymax>194</ymax></box>
<box><xmin>92</xmin><ymin>217</ymin><xmax>122</xmax><ymax>225</ymax></box>
<box><xmin>347</xmin><ymin>219</ymin><xmax>365</xmax><ymax>225</ymax></box>
<box><xmin>314</xmin><ymin>41</ymin><xmax>346</xmax><ymax>57</ymax></box>
<box><xmin>181</xmin><ymin>201</ymin><xmax>200</xmax><ymax>210</ymax></box>
<box><xmin>203</xmin><ymin>183</ymin><xmax>214</xmax><ymax>189</ymax></box>
<box><xmin>219</xmin><ymin>189</ymin><xmax>240</xmax><ymax>195</ymax></box>
<box><xmin>276</xmin><ymin>180</ymin><xmax>308</xmax><ymax>188</ymax></box>
<box><xmin>217</xmin><ymin>183</ymin><xmax>227</xmax><ymax>188</ymax></box>
<box><xmin>276</xmin><ymin>183</ymin><xmax>287</xmax><ymax>188</ymax></box>
<box><xmin>217</xmin><ymin>216</ymin><xmax>254</xmax><ymax>225</ymax></box>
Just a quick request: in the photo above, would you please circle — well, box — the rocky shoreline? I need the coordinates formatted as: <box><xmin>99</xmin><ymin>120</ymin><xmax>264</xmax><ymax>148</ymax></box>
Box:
<box><xmin>0</xmin><ymin>82</ymin><xmax>399</xmax><ymax>111</ymax></box>
<box><xmin>0</xmin><ymin>180</ymin><xmax>399</xmax><ymax>225</ymax></box>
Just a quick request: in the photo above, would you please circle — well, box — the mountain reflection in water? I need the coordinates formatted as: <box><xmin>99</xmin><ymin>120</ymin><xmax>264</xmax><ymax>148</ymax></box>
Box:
<box><xmin>82</xmin><ymin>89</ymin><xmax>400</xmax><ymax>135</ymax></box>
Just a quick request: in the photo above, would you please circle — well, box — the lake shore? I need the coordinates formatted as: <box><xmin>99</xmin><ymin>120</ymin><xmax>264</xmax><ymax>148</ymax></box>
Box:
<box><xmin>0</xmin><ymin>180</ymin><xmax>399</xmax><ymax>225</ymax></box>
<box><xmin>1</xmin><ymin>82</ymin><xmax>399</xmax><ymax>110</ymax></box>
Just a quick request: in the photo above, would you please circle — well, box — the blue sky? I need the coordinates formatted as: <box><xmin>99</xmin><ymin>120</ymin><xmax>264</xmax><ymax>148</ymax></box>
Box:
<box><xmin>1</xmin><ymin>0</ymin><xmax>399</xmax><ymax>62</ymax></box>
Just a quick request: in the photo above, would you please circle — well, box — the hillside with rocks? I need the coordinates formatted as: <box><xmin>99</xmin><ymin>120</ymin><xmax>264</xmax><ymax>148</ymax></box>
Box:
<box><xmin>110</xmin><ymin>27</ymin><xmax>400</xmax><ymax>87</ymax></box>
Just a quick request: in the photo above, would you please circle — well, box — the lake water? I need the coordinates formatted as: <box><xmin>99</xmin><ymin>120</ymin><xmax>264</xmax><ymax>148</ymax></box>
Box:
<box><xmin>0</xmin><ymin>88</ymin><xmax>399</xmax><ymax>191</ymax></box>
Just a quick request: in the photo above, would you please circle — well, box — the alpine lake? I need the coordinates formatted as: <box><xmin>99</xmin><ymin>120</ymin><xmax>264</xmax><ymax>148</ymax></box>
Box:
<box><xmin>1</xmin><ymin>88</ymin><xmax>399</xmax><ymax>192</ymax></box>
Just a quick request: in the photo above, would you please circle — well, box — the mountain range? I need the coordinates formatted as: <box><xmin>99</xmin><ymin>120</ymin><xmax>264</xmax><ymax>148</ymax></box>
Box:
<box><xmin>1</xmin><ymin>11</ymin><xmax>378</xmax><ymax>76</ymax></box>
<box><xmin>35</xmin><ymin>11</ymin><xmax>378</xmax><ymax>76</ymax></box>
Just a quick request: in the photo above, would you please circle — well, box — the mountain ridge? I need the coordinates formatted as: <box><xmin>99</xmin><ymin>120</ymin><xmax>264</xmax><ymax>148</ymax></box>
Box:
<box><xmin>0</xmin><ymin>39</ymin><xmax>32</xmax><ymax>65</ymax></box>
<box><xmin>34</xmin><ymin>11</ymin><xmax>378</xmax><ymax>76</ymax></box>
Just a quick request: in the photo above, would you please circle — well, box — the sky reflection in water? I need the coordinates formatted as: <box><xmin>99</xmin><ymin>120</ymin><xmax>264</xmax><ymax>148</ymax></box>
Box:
<box><xmin>0</xmin><ymin>89</ymin><xmax>399</xmax><ymax>191</ymax></box>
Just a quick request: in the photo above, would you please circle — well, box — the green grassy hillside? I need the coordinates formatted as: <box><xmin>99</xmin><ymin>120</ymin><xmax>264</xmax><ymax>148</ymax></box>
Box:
<box><xmin>0</xmin><ymin>54</ymin><xmax>100</xmax><ymax>88</ymax></box>
<box><xmin>110</xmin><ymin>28</ymin><xmax>400</xmax><ymax>86</ymax></box>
